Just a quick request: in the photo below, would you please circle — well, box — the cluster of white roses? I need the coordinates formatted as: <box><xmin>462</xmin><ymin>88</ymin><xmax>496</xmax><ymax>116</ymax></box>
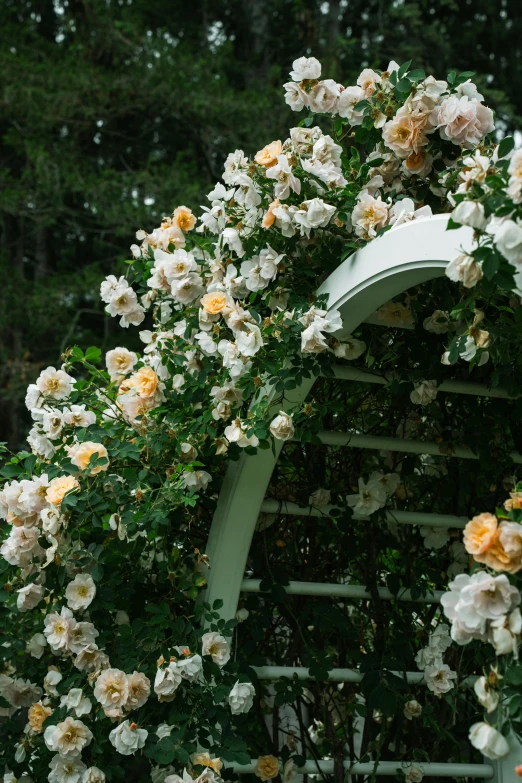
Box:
<box><xmin>413</xmin><ymin>624</ymin><xmax>457</xmax><ymax>696</ymax></box>
<box><xmin>441</xmin><ymin>570</ymin><xmax>521</xmax><ymax>654</ymax></box>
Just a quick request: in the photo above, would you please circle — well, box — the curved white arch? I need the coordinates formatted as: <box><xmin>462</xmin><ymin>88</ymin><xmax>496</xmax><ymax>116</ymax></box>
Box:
<box><xmin>203</xmin><ymin>214</ymin><xmax>475</xmax><ymax>622</ymax></box>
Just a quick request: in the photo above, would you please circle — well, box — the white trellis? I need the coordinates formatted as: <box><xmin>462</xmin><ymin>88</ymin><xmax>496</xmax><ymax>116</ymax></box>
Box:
<box><xmin>202</xmin><ymin>215</ymin><xmax>522</xmax><ymax>782</ymax></box>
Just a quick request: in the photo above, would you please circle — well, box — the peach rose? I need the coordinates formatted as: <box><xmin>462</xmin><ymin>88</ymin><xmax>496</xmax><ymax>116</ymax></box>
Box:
<box><xmin>505</xmin><ymin>492</ymin><xmax>522</xmax><ymax>511</ymax></box>
<box><xmin>132</xmin><ymin>367</ymin><xmax>159</xmax><ymax>398</ymax></box>
<box><xmin>192</xmin><ymin>753</ymin><xmax>223</xmax><ymax>773</ymax></box>
<box><xmin>172</xmin><ymin>206</ymin><xmax>196</xmax><ymax>232</ymax></box>
<box><xmin>46</xmin><ymin>475</ymin><xmax>80</xmax><ymax>505</ymax></box>
<box><xmin>255</xmin><ymin>755</ymin><xmax>280</xmax><ymax>781</ymax></box>
<box><xmin>382</xmin><ymin>107</ymin><xmax>428</xmax><ymax>159</ymax></box>
<box><xmin>255</xmin><ymin>140</ymin><xmax>283</xmax><ymax>169</ymax></box>
<box><xmin>69</xmin><ymin>441</ymin><xmax>109</xmax><ymax>475</ymax></box>
<box><xmin>463</xmin><ymin>513</ymin><xmax>498</xmax><ymax>555</ymax></box>
<box><xmin>201</xmin><ymin>292</ymin><xmax>228</xmax><ymax>315</ymax></box>
<box><xmin>262</xmin><ymin>198</ymin><xmax>281</xmax><ymax>229</ymax></box>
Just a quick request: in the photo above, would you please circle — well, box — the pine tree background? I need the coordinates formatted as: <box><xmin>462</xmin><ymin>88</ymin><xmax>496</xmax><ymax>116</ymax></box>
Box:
<box><xmin>1</xmin><ymin>0</ymin><xmax>521</xmax><ymax>448</ymax></box>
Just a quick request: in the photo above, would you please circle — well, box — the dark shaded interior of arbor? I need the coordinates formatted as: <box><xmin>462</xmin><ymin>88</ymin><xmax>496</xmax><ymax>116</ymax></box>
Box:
<box><xmin>229</xmin><ymin>278</ymin><xmax>522</xmax><ymax>780</ymax></box>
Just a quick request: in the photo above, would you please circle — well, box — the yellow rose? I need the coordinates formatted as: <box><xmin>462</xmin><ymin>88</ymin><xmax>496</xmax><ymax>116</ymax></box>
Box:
<box><xmin>201</xmin><ymin>292</ymin><xmax>228</xmax><ymax>315</ymax></box>
<box><xmin>28</xmin><ymin>701</ymin><xmax>52</xmax><ymax>733</ymax></box>
<box><xmin>255</xmin><ymin>755</ymin><xmax>280</xmax><ymax>781</ymax></box>
<box><xmin>192</xmin><ymin>753</ymin><xmax>223</xmax><ymax>773</ymax></box>
<box><xmin>255</xmin><ymin>140</ymin><xmax>283</xmax><ymax>169</ymax></box>
<box><xmin>69</xmin><ymin>441</ymin><xmax>109</xmax><ymax>475</ymax></box>
<box><xmin>173</xmin><ymin>205</ymin><xmax>197</xmax><ymax>232</ymax></box>
<box><xmin>46</xmin><ymin>475</ymin><xmax>80</xmax><ymax>505</ymax></box>
<box><xmin>132</xmin><ymin>367</ymin><xmax>159</xmax><ymax>398</ymax></box>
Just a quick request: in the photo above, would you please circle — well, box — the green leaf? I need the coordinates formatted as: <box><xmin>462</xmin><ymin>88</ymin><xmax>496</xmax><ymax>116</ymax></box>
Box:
<box><xmin>506</xmin><ymin>664</ymin><xmax>522</xmax><ymax>686</ymax></box>
<box><xmin>395</xmin><ymin>77</ymin><xmax>411</xmax><ymax>94</ymax></box>
<box><xmin>397</xmin><ymin>60</ymin><xmax>412</xmax><ymax>80</ymax></box>
<box><xmin>85</xmin><ymin>346</ymin><xmax>102</xmax><ymax>363</ymax></box>
<box><xmin>406</xmin><ymin>69</ymin><xmax>425</xmax><ymax>82</ymax></box>
<box><xmin>482</xmin><ymin>252</ymin><xmax>500</xmax><ymax>280</ymax></box>
<box><xmin>498</xmin><ymin>136</ymin><xmax>515</xmax><ymax>159</ymax></box>
<box><xmin>447</xmin><ymin>70</ymin><xmax>456</xmax><ymax>85</ymax></box>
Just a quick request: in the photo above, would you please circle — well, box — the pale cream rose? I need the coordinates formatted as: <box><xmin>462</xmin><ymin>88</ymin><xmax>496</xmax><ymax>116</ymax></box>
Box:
<box><xmin>172</xmin><ymin>206</ymin><xmax>197</xmax><ymax>232</ymax></box>
<box><xmin>125</xmin><ymin>671</ymin><xmax>151</xmax><ymax>710</ymax></box>
<box><xmin>255</xmin><ymin>755</ymin><xmax>280</xmax><ymax>781</ymax></box>
<box><xmin>105</xmin><ymin>347</ymin><xmax>137</xmax><ymax>379</ymax></box>
<box><xmin>255</xmin><ymin>140</ymin><xmax>283</xmax><ymax>169</ymax></box>
<box><xmin>69</xmin><ymin>442</ymin><xmax>109</xmax><ymax>475</ymax></box>
<box><xmin>28</xmin><ymin>701</ymin><xmax>52</xmax><ymax>733</ymax></box>
<box><xmin>131</xmin><ymin>367</ymin><xmax>159</xmax><ymax>398</ymax></box>
<box><xmin>201</xmin><ymin>292</ymin><xmax>228</xmax><ymax>315</ymax></box>
<box><xmin>46</xmin><ymin>475</ymin><xmax>80</xmax><ymax>505</ymax></box>
<box><xmin>192</xmin><ymin>753</ymin><xmax>223</xmax><ymax>773</ymax></box>
<box><xmin>463</xmin><ymin>513</ymin><xmax>498</xmax><ymax>556</ymax></box>
<box><xmin>262</xmin><ymin>198</ymin><xmax>281</xmax><ymax>229</ymax></box>
<box><xmin>94</xmin><ymin>668</ymin><xmax>129</xmax><ymax>709</ymax></box>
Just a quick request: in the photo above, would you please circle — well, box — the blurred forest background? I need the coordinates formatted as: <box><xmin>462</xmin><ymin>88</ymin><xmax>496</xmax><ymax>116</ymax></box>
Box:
<box><xmin>1</xmin><ymin>0</ymin><xmax>522</xmax><ymax>450</ymax></box>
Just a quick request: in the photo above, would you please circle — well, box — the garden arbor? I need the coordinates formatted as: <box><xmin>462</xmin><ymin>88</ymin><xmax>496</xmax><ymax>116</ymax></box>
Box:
<box><xmin>204</xmin><ymin>215</ymin><xmax>522</xmax><ymax>783</ymax></box>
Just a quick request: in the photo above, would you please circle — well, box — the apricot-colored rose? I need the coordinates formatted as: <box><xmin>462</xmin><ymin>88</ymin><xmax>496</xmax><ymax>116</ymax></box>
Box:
<box><xmin>28</xmin><ymin>701</ymin><xmax>52</xmax><ymax>733</ymax></box>
<box><xmin>192</xmin><ymin>753</ymin><xmax>223</xmax><ymax>773</ymax></box>
<box><xmin>262</xmin><ymin>198</ymin><xmax>281</xmax><ymax>229</ymax></box>
<box><xmin>69</xmin><ymin>441</ymin><xmax>109</xmax><ymax>475</ymax></box>
<box><xmin>132</xmin><ymin>367</ymin><xmax>159</xmax><ymax>398</ymax></box>
<box><xmin>201</xmin><ymin>292</ymin><xmax>228</xmax><ymax>315</ymax></box>
<box><xmin>172</xmin><ymin>206</ymin><xmax>196</xmax><ymax>232</ymax></box>
<box><xmin>505</xmin><ymin>492</ymin><xmax>522</xmax><ymax>511</ymax></box>
<box><xmin>46</xmin><ymin>475</ymin><xmax>80</xmax><ymax>505</ymax></box>
<box><xmin>255</xmin><ymin>140</ymin><xmax>282</xmax><ymax>169</ymax></box>
<box><xmin>463</xmin><ymin>513</ymin><xmax>498</xmax><ymax>555</ymax></box>
<box><xmin>255</xmin><ymin>755</ymin><xmax>280</xmax><ymax>781</ymax></box>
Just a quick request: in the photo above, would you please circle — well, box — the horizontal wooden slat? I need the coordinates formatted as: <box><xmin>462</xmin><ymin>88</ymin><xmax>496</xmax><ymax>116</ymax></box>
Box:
<box><xmin>260</xmin><ymin>498</ymin><xmax>467</xmax><ymax>529</ymax></box>
<box><xmin>242</xmin><ymin>579</ymin><xmax>442</xmax><ymax>603</ymax></box>
<box><xmin>231</xmin><ymin>760</ymin><xmax>494</xmax><ymax>778</ymax></box>
<box><xmin>331</xmin><ymin>364</ymin><xmax>517</xmax><ymax>400</ymax></box>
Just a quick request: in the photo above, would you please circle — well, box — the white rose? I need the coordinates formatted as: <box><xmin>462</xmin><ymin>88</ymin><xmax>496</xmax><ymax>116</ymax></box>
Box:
<box><xmin>109</xmin><ymin>720</ymin><xmax>148</xmax><ymax>756</ymax></box>
<box><xmin>429</xmin><ymin>95</ymin><xmax>495</xmax><ymax>148</ymax></box>
<box><xmin>424</xmin><ymin>662</ymin><xmax>457</xmax><ymax>694</ymax></box>
<box><xmin>338</xmin><ymin>85</ymin><xmax>366</xmax><ymax>124</ymax></box>
<box><xmin>49</xmin><ymin>754</ymin><xmax>86</xmax><ymax>783</ymax></box>
<box><xmin>228</xmin><ymin>680</ymin><xmax>256</xmax><ymax>714</ymax></box>
<box><xmin>16</xmin><ymin>583</ymin><xmax>44</xmax><ymax>613</ymax></box>
<box><xmin>269</xmin><ymin>411</ymin><xmax>295</xmax><ymax>441</ymax></box>
<box><xmin>105</xmin><ymin>347</ymin><xmax>137</xmax><ymax>379</ymax></box>
<box><xmin>201</xmin><ymin>632</ymin><xmax>231</xmax><ymax>667</ymax></box>
<box><xmin>445</xmin><ymin>253</ymin><xmax>483</xmax><ymax>288</ymax></box>
<box><xmin>65</xmin><ymin>574</ymin><xmax>96</xmax><ymax>611</ymax></box>
<box><xmin>44</xmin><ymin>716</ymin><xmax>93</xmax><ymax>756</ymax></box>
<box><xmin>404</xmin><ymin>765</ymin><xmax>423</xmax><ymax>783</ymax></box>
<box><xmin>308</xmin><ymin>79</ymin><xmax>340</xmax><ymax>114</ymax></box>
<box><xmin>60</xmin><ymin>688</ymin><xmax>92</xmax><ymax>717</ymax></box>
<box><xmin>452</xmin><ymin>200</ymin><xmax>487</xmax><ymax>230</ymax></box>
<box><xmin>493</xmin><ymin>219</ymin><xmax>522</xmax><ymax>265</ymax></box>
<box><xmin>283</xmin><ymin>82</ymin><xmax>308</xmax><ymax>112</ymax></box>
<box><xmin>26</xmin><ymin>633</ymin><xmax>47</xmax><ymax>659</ymax></box>
<box><xmin>154</xmin><ymin>662</ymin><xmax>182</xmax><ymax>702</ymax></box>
<box><xmin>410</xmin><ymin>380</ymin><xmax>438</xmax><ymax>406</ymax></box>
<box><xmin>474</xmin><ymin>676</ymin><xmax>499</xmax><ymax>713</ymax></box>
<box><xmin>94</xmin><ymin>668</ymin><xmax>129</xmax><ymax>709</ymax></box>
<box><xmin>36</xmin><ymin>366</ymin><xmax>75</xmax><ymax>400</ymax></box>
<box><xmin>469</xmin><ymin>722</ymin><xmax>509</xmax><ymax>760</ymax></box>
<box><xmin>309</xmin><ymin>488</ymin><xmax>331</xmax><ymax>507</ymax></box>
<box><xmin>403</xmin><ymin>699</ymin><xmax>422</xmax><ymax>720</ymax></box>
<box><xmin>420</xmin><ymin>526</ymin><xmax>450</xmax><ymax>550</ymax></box>
<box><xmin>289</xmin><ymin>56</ymin><xmax>321</xmax><ymax>82</ymax></box>
<box><xmin>82</xmin><ymin>768</ymin><xmax>106</xmax><ymax>783</ymax></box>
<box><xmin>423</xmin><ymin>310</ymin><xmax>450</xmax><ymax>334</ymax></box>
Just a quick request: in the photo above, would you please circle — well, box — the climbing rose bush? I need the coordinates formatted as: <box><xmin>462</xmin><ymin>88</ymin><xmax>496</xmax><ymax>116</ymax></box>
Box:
<box><xmin>2</xmin><ymin>53</ymin><xmax>522</xmax><ymax>781</ymax></box>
